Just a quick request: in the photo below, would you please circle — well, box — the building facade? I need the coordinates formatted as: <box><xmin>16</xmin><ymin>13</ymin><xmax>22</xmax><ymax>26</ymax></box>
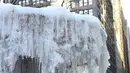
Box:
<box><xmin>112</xmin><ymin>0</ymin><xmax>129</xmax><ymax>73</ymax></box>
<box><xmin>121</xmin><ymin>8</ymin><xmax>129</xmax><ymax>73</ymax></box>
<box><xmin>127</xmin><ymin>27</ymin><xmax>130</xmax><ymax>72</ymax></box>
<box><xmin>69</xmin><ymin>0</ymin><xmax>97</xmax><ymax>16</ymax></box>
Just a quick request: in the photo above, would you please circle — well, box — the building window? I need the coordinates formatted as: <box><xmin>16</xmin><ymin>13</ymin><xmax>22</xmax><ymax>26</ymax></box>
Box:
<box><xmin>89</xmin><ymin>0</ymin><xmax>92</xmax><ymax>5</ymax></box>
<box><xmin>84</xmin><ymin>9</ymin><xmax>93</xmax><ymax>15</ymax></box>
<box><xmin>79</xmin><ymin>0</ymin><xmax>83</xmax><ymax>6</ymax></box>
<box><xmin>72</xmin><ymin>12</ymin><xmax>76</xmax><ymax>13</ymax></box>
<box><xmin>84</xmin><ymin>10</ymin><xmax>89</xmax><ymax>14</ymax></box>
<box><xmin>83</xmin><ymin>0</ymin><xmax>92</xmax><ymax>6</ymax></box>
<box><xmin>84</xmin><ymin>0</ymin><xmax>87</xmax><ymax>6</ymax></box>
<box><xmin>88</xmin><ymin>9</ymin><xmax>93</xmax><ymax>15</ymax></box>
<box><xmin>72</xmin><ymin>2</ymin><xmax>75</xmax><ymax>8</ymax></box>
<box><xmin>47</xmin><ymin>0</ymin><xmax>51</xmax><ymax>1</ymax></box>
<box><xmin>79</xmin><ymin>10</ymin><xmax>84</xmax><ymax>14</ymax></box>
<box><xmin>19</xmin><ymin>1</ymin><xmax>21</xmax><ymax>5</ymax></box>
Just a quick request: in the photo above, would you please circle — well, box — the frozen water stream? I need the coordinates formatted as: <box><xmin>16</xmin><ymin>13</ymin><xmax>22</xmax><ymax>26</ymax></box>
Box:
<box><xmin>0</xmin><ymin>3</ymin><xmax>109</xmax><ymax>73</ymax></box>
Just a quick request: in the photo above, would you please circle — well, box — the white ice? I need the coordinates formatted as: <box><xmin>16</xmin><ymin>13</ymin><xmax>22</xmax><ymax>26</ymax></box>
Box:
<box><xmin>0</xmin><ymin>3</ymin><xmax>109</xmax><ymax>73</ymax></box>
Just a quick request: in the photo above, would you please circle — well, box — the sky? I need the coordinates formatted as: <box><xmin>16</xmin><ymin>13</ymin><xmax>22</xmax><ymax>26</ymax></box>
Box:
<box><xmin>121</xmin><ymin>0</ymin><xmax>130</xmax><ymax>27</ymax></box>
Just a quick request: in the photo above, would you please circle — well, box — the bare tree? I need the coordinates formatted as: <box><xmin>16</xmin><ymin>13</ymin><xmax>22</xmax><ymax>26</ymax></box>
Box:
<box><xmin>61</xmin><ymin>0</ymin><xmax>64</xmax><ymax>6</ymax></box>
<box><xmin>2</xmin><ymin>0</ymin><xmax>19</xmax><ymax>4</ymax></box>
<box><xmin>61</xmin><ymin>0</ymin><xmax>80</xmax><ymax>6</ymax></box>
<box><xmin>61</xmin><ymin>0</ymin><xmax>72</xmax><ymax>7</ymax></box>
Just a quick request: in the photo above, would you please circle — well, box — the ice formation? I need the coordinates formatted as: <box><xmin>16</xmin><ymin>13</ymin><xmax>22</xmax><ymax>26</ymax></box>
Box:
<box><xmin>0</xmin><ymin>3</ymin><xmax>109</xmax><ymax>73</ymax></box>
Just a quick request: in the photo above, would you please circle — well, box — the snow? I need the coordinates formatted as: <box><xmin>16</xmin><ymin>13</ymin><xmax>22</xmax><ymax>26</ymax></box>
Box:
<box><xmin>0</xmin><ymin>3</ymin><xmax>109</xmax><ymax>73</ymax></box>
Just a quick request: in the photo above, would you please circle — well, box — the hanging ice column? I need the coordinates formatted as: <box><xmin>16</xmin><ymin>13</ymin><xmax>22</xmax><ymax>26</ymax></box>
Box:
<box><xmin>0</xmin><ymin>3</ymin><xmax>110</xmax><ymax>73</ymax></box>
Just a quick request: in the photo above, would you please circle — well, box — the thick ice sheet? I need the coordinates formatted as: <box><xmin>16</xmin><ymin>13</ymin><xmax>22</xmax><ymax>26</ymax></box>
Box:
<box><xmin>0</xmin><ymin>3</ymin><xmax>109</xmax><ymax>73</ymax></box>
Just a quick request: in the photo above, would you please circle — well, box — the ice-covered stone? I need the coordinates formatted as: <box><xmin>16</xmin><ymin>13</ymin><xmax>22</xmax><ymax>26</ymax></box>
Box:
<box><xmin>0</xmin><ymin>3</ymin><xmax>109</xmax><ymax>73</ymax></box>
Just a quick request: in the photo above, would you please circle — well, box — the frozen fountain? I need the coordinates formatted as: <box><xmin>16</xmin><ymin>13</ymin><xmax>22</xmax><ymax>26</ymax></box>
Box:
<box><xmin>0</xmin><ymin>3</ymin><xmax>109</xmax><ymax>73</ymax></box>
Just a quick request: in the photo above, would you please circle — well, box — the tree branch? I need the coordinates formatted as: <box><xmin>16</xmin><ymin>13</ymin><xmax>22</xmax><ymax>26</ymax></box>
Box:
<box><xmin>61</xmin><ymin>0</ymin><xmax>64</xmax><ymax>6</ymax></box>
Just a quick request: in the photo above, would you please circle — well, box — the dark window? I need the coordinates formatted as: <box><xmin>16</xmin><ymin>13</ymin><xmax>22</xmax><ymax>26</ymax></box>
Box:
<box><xmin>84</xmin><ymin>10</ymin><xmax>89</xmax><ymax>14</ymax></box>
